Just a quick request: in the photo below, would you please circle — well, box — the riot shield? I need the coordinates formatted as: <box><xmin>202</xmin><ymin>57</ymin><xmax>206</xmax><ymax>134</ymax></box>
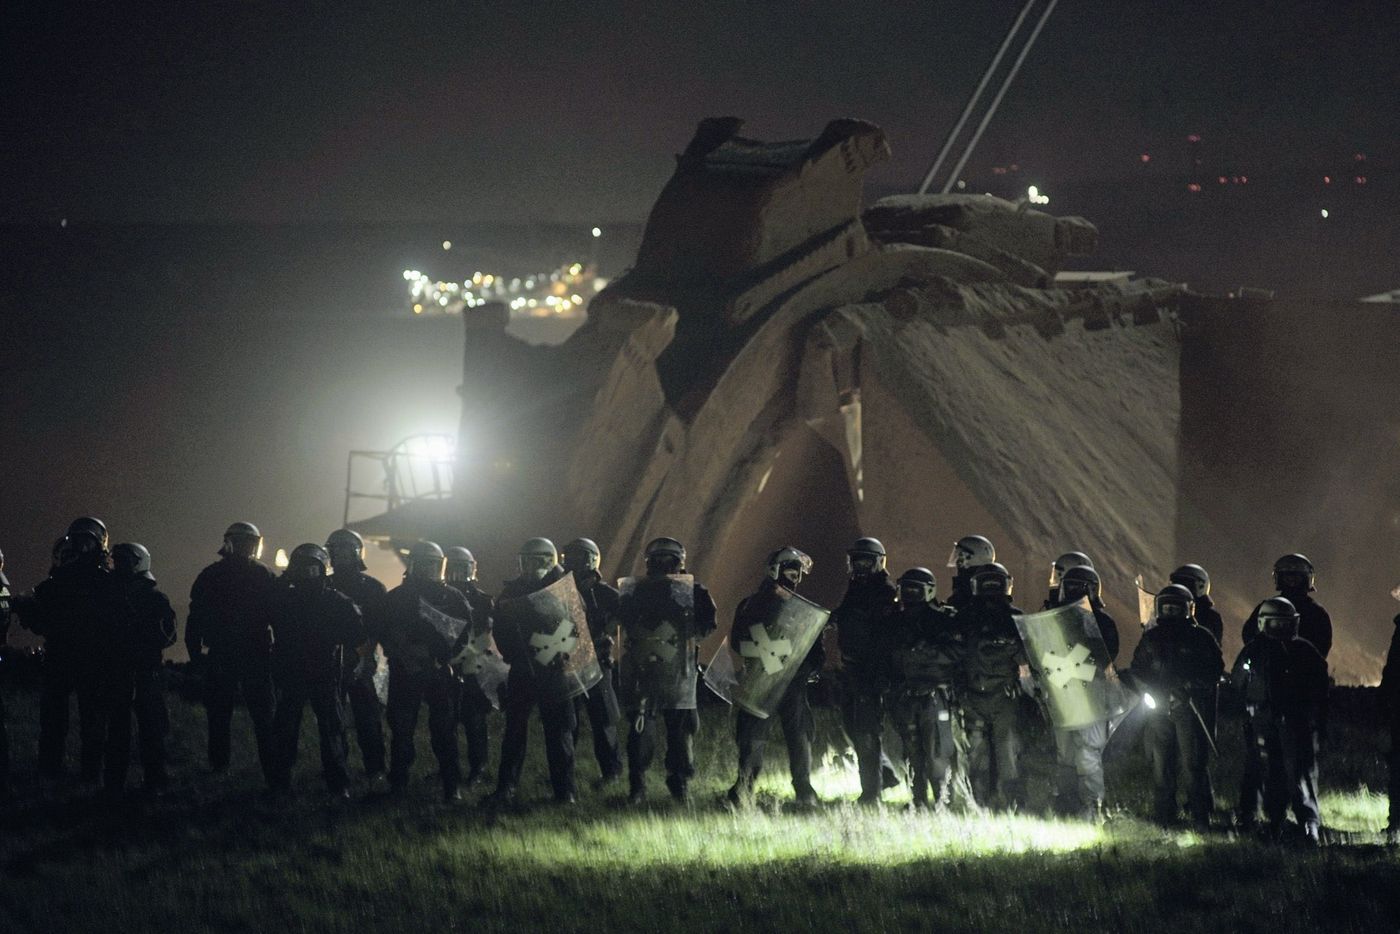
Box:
<box><xmin>495</xmin><ymin>574</ymin><xmax>602</xmax><ymax>703</ymax></box>
<box><xmin>618</xmin><ymin>575</ymin><xmax>698</xmax><ymax>710</ymax></box>
<box><xmin>419</xmin><ymin>597</ymin><xmax>471</xmax><ymax>657</ymax></box>
<box><xmin>702</xmin><ymin>637</ymin><xmax>739</xmax><ymax>704</ymax></box>
<box><xmin>451</xmin><ymin>628</ymin><xmax>511</xmax><ymax>710</ymax></box>
<box><xmin>731</xmin><ymin>589</ymin><xmax>830</xmax><ymax>719</ymax></box>
<box><xmin>1134</xmin><ymin>574</ymin><xmax>1155</xmax><ymax>628</ymax></box>
<box><xmin>1015</xmin><ymin>598</ymin><xmax>1136</xmax><ymax>730</ymax></box>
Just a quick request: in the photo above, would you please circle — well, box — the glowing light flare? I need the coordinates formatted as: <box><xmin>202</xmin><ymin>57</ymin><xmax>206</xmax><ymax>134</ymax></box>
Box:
<box><xmin>1320</xmin><ymin>209</ymin><xmax>1329</xmax><ymax>218</ymax></box>
<box><xmin>591</xmin><ymin>227</ymin><xmax>602</xmax><ymax>238</ymax></box>
<box><xmin>442</xmin><ymin>240</ymin><xmax>452</xmax><ymax>250</ymax></box>
<box><xmin>274</xmin><ymin>549</ymin><xmax>289</xmax><ymax>569</ymax></box>
<box><xmin>1139</xmin><ymin>153</ymin><xmax>1151</xmax><ymax>163</ymax></box>
<box><xmin>1026</xmin><ymin>185</ymin><xmax>1050</xmax><ymax>205</ymax></box>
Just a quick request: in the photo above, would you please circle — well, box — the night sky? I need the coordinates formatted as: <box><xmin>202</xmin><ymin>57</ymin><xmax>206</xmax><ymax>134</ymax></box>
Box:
<box><xmin>4</xmin><ymin>0</ymin><xmax>1397</xmax><ymax>224</ymax></box>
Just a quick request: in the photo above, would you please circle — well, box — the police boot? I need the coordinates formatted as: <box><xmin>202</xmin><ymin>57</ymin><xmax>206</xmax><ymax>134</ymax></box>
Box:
<box><xmin>726</xmin><ymin>779</ymin><xmax>754</xmax><ymax>808</ymax></box>
<box><xmin>481</xmin><ymin>784</ymin><xmax>517</xmax><ymax>809</ymax></box>
<box><xmin>665</xmin><ymin>774</ymin><xmax>689</xmax><ymax>804</ymax></box>
<box><xmin>792</xmin><ymin>783</ymin><xmax>819</xmax><ymax>809</ymax></box>
<box><xmin>627</xmin><ymin>779</ymin><xmax>647</xmax><ymax>805</ymax></box>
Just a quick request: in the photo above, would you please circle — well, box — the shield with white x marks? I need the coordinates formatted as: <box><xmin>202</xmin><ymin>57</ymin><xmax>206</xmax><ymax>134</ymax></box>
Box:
<box><xmin>494</xmin><ymin>573</ymin><xmax>602</xmax><ymax>703</ymax></box>
<box><xmin>731</xmin><ymin>587</ymin><xmax>829</xmax><ymax>720</ymax></box>
<box><xmin>618</xmin><ymin>575</ymin><xmax>699</xmax><ymax>710</ymax></box>
<box><xmin>1015</xmin><ymin>599</ymin><xmax>1136</xmax><ymax>729</ymax></box>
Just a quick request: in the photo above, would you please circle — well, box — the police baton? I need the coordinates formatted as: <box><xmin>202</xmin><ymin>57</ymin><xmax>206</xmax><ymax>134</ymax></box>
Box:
<box><xmin>1185</xmin><ymin>695</ymin><xmax>1219</xmax><ymax>758</ymax></box>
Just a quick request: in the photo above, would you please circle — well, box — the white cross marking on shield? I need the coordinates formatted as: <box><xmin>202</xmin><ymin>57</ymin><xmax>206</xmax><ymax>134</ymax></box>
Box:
<box><xmin>530</xmin><ymin>621</ymin><xmax>578</xmax><ymax>665</ymax></box>
<box><xmin>1041</xmin><ymin>643</ymin><xmax>1097</xmax><ymax>690</ymax></box>
<box><xmin>739</xmin><ymin>625</ymin><xmax>792</xmax><ymax>675</ymax></box>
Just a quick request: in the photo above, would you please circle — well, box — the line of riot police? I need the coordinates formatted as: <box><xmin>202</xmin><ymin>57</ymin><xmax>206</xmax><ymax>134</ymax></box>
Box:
<box><xmin>0</xmin><ymin>518</ymin><xmax>1381</xmax><ymax>846</ymax></box>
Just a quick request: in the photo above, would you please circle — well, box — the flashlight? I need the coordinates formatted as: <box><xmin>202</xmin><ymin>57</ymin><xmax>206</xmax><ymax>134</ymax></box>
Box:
<box><xmin>1142</xmin><ymin>692</ymin><xmax>1157</xmax><ymax>710</ymax></box>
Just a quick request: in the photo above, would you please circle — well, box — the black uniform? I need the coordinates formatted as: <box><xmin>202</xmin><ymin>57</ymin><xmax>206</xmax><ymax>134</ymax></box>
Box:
<box><xmin>453</xmin><ymin>579</ymin><xmax>498</xmax><ymax>783</ymax></box>
<box><xmin>833</xmin><ymin>571</ymin><xmax>899</xmax><ymax>799</ymax></box>
<box><xmin>619</xmin><ymin>573</ymin><xmax>717</xmax><ymax>799</ymax></box>
<box><xmin>266</xmin><ymin>578</ymin><xmax>364</xmax><ymax>793</ymax></box>
<box><xmin>26</xmin><ymin>556</ymin><xmax>133</xmax><ymax>786</ymax></box>
<box><xmin>1048</xmin><ymin>601</ymin><xmax>1120</xmax><ymax>815</ymax></box>
<box><xmin>374</xmin><ymin>577</ymin><xmax>472</xmax><ymax>796</ymax></box>
<box><xmin>888</xmin><ymin>600</ymin><xmax>964</xmax><ymax>807</ymax></box>
<box><xmin>117</xmin><ymin>572</ymin><xmax>177</xmax><ymax>789</ymax></box>
<box><xmin>187</xmin><ymin>554</ymin><xmax>278</xmax><ymax>775</ymax></box>
<box><xmin>730</xmin><ymin>578</ymin><xmax>825</xmax><ymax>800</ymax></box>
<box><xmin>1131</xmin><ymin>618</ymin><xmax>1224</xmax><ymax>826</ymax></box>
<box><xmin>328</xmin><ymin>569</ymin><xmax>388</xmax><ymax>777</ymax></box>
<box><xmin>1380</xmin><ymin>614</ymin><xmax>1400</xmax><ymax>831</ymax></box>
<box><xmin>956</xmin><ymin>595</ymin><xmax>1027</xmax><ymax>807</ymax></box>
<box><xmin>494</xmin><ymin>566</ymin><xmax>580</xmax><ymax>800</ymax></box>
<box><xmin>572</xmin><ymin>570</ymin><xmax>623</xmax><ymax>783</ymax></box>
<box><xmin>1192</xmin><ymin>594</ymin><xmax>1224</xmax><ymax>646</ymax></box>
<box><xmin>1242</xmin><ymin>591</ymin><xmax>1332</xmax><ymax>658</ymax></box>
<box><xmin>1231</xmin><ymin>633</ymin><xmax>1327</xmax><ymax>835</ymax></box>
<box><xmin>946</xmin><ymin>570</ymin><xmax>975</xmax><ymax>612</ymax></box>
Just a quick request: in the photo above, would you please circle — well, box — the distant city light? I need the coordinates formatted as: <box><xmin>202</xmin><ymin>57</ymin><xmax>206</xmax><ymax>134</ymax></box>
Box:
<box><xmin>1186</xmin><ymin>133</ymin><xmax>1202</xmax><ymax>143</ymax></box>
<box><xmin>1139</xmin><ymin>153</ymin><xmax>1151</xmax><ymax>163</ymax></box>
<box><xmin>591</xmin><ymin>227</ymin><xmax>602</xmax><ymax>238</ymax></box>
<box><xmin>442</xmin><ymin>240</ymin><xmax>452</xmax><ymax>250</ymax></box>
<box><xmin>1355</xmin><ymin>176</ymin><xmax>1367</xmax><ymax>185</ymax></box>
<box><xmin>1187</xmin><ymin>183</ymin><xmax>1202</xmax><ymax>192</ymax></box>
<box><xmin>1027</xmin><ymin>185</ymin><xmax>1050</xmax><ymax>205</ymax></box>
<box><xmin>956</xmin><ymin>180</ymin><xmax>967</xmax><ymax>190</ymax></box>
<box><xmin>1320</xmin><ymin>209</ymin><xmax>1329</xmax><ymax>218</ymax></box>
<box><xmin>1323</xmin><ymin>176</ymin><xmax>1331</xmax><ymax>184</ymax></box>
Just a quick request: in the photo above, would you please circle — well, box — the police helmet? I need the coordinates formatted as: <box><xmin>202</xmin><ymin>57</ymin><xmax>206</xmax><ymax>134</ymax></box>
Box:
<box><xmin>767</xmin><ymin>546</ymin><xmax>813</xmax><ymax>584</ymax></box>
<box><xmin>970</xmin><ymin>562</ymin><xmax>1014</xmax><ymax>597</ymax></box>
<box><xmin>846</xmin><ymin>537</ymin><xmax>887</xmax><ymax>576</ymax></box>
<box><xmin>444</xmin><ymin>545</ymin><xmax>478</xmax><ymax>582</ymax></box>
<box><xmin>287</xmin><ymin>543</ymin><xmax>331</xmax><ymax>580</ymax></box>
<box><xmin>1272</xmin><ymin>554</ymin><xmax>1315</xmax><ymax>593</ymax></box>
<box><xmin>518</xmin><ymin>537</ymin><xmax>559</xmax><ymax>579</ymax></box>
<box><xmin>220</xmin><ymin>521</ymin><xmax>263</xmax><ymax>559</ymax></box>
<box><xmin>644</xmin><ymin>537</ymin><xmax>686</xmax><ymax>574</ymax></box>
<box><xmin>1058</xmin><ymin>565</ymin><xmax>1101</xmax><ymax>604</ymax></box>
<box><xmin>407</xmin><ymin>540</ymin><xmax>446</xmax><ymax>582</ymax></box>
<box><xmin>112</xmin><ymin>542</ymin><xmax>154</xmax><ymax>580</ymax></box>
<box><xmin>948</xmin><ymin>534</ymin><xmax>996</xmax><ymax>570</ymax></box>
<box><xmin>1255</xmin><ymin>596</ymin><xmax>1300</xmax><ymax>640</ymax></box>
<box><xmin>326</xmin><ymin>528</ymin><xmax>367</xmax><ymax>571</ymax></box>
<box><xmin>58</xmin><ymin>531</ymin><xmax>103</xmax><ymax>567</ymax></box>
<box><xmin>897</xmin><ymin>567</ymin><xmax>938</xmax><ymax>605</ymax></box>
<box><xmin>1049</xmin><ymin>551</ymin><xmax>1093</xmax><ymax>588</ymax></box>
<box><xmin>561</xmin><ymin>538</ymin><xmax>601</xmax><ymax>573</ymax></box>
<box><xmin>1154</xmin><ymin>584</ymin><xmax>1196</xmax><ymax>623</ymax></box>
<box><xmin>68</xmin><ymin>517</ymin><xmax>109</xmax><ymax>551</ymax></box>
<box><xmin>1169</xmin><ymin>564</ymin><xmax>1211</xmax><ymax>599</ymax></box>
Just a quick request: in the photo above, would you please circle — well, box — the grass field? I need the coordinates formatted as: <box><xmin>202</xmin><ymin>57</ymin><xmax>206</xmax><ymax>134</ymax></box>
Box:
<box><xmin>0</xmin><ymin>681</ymin><xmax>1396</xmax><ymax>933</ymax></box>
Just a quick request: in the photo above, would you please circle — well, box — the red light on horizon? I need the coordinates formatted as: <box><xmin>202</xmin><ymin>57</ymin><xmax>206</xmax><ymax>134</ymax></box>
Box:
<box><xmin>1140</xmin><ymin>153</ymin><xmax>1151</xmax><ymax>163</ymax></box>
<box><xmin>1187</xmin><ymin>182</ymin><xmax>1202</xmax><ymax>192</ymax></box>
<box><xmin>1187</xmin><ymin>134</ymin><xmax>1202</xmax><ymax>143</ymax></box>
<box><xmin>1324</xmin><ymin>176</ymin><xmax>1331</xmax><ymax>184</ymax></box>
<box><xmin>1356</xmin><ymin>176</ymin><xmax>1368</xmax><ymax>185</ymax></box>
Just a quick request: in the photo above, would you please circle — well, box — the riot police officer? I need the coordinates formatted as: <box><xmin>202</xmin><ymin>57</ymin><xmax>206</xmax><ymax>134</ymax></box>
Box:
<box><xmin>1170</xmin><ymin>564</ymin><xmax>1222</xmax><ymax>645</ymax></box>
<box><xmin>267</xmin><ymin>544</ymin><xmax>365</xmax><ymax>798</ymax></box>
<box><xmin>888</xmin><ymin>567</ymin><xmax>964</xmax><ymax>810</ymax></box>
<box><xmin>1045</xmin><ymin>551</ymin><xmax>1093</xmax><ymax>610</ymax></box>
<box><xmin>24</xmin><ymin>531</ymin><xmax>133</xmax><ymax>788</ymax></box>
<box><xmin>955</xmin><ymin>562</ymin><xmax>1028</xmax><ymax>808</ymax></box>
<box><xmin>186</xmin><ymin>521</ymin><xmax>278</xmax><ymax>777</ymax></box>
<box><xmin>561</xmin><ymin>538</ymin><xmax>623</xmax><ymax>787</ymax></box>
<box><xmin>619</xmin><ymin>537</ymin><xmax>717</xmax><ymax>804</ymax></box>
<box><xmin>946</xmin><ymin>535</ymin><xmax>997</xmax><ymax>611</ymax></box>
<box><xmin>375</xmin><ymin>541</ymin><xmax>473</xmax><ymax>802</ymax></box>
<box><xmin>1047</xmin><ymin>565</ymin><xmax>1119</xmax><ymax>819</ymax></box>
<box><xmin>326</xmin><ymin>528</ymin><xmax>389</xmax><ymax>790</ymax></box>
<box><xmin>1231</xmin><ymin>597</ymin><xmax>1327</xmax><ymax>843</ymax></box>
<box><xmin>444</xmin><ymin>545</ymin><xmax>498</xmax><ymax>786</ymax></box>
<box><xmin>1242</xmin><ymin>555</ymin><xmax>1332</xmax><ymax>658</ymax></box>
<box><xmin>833</xmin><ymin>536</ymin><xmax>899</xmax><ymax>804</ymax></box>
<box><xmin>727</xmin><ymin>547</ymin><xmax>823</xmax><ymax>808</ymax></box>
<box><xmin>1131</xmin><ymin>584</ymin><xmax>1223</xmax><ymax>829</ymax></box>
<box><xmin>487</xmin><ymin>538</ymin><xmax>582</xmax><ymax>806</ymax></box>
<box><xmin>111</xmin><ymin>543</ymin><xmax>178</xmax><ymax>792</ymax></box>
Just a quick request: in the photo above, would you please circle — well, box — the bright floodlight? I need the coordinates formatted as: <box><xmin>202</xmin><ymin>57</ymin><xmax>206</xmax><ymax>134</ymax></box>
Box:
<box><xmin>274</xmin><ymin>548</ymin><xmax>289</xmax><ymax>569</ymax></box>
<box><xmin>591</xmin><ymin>227</ymin><xmax>602</xmax><ymax>238</ymax></box>
<box><xmin>442</xmin><ymin>240</ymin><xmax>452</xmax><ymax>250</ymax></box>
<box><xmin>1142</xmin><ymin>692</ymin><xmax>1157</xmax><ymax>710</ymax></box>
<box><xmin>1320</xmin><ymin>209</ymin><xmax>1329</xmax><ymax>218</ymax></box>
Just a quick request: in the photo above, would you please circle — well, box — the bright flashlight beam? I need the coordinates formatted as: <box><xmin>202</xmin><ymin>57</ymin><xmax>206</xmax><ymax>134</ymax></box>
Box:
<box><xmin>1142</xmin><ymin>692</ymin><xmax>1157</xmax><ymax>710</ymax></box>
